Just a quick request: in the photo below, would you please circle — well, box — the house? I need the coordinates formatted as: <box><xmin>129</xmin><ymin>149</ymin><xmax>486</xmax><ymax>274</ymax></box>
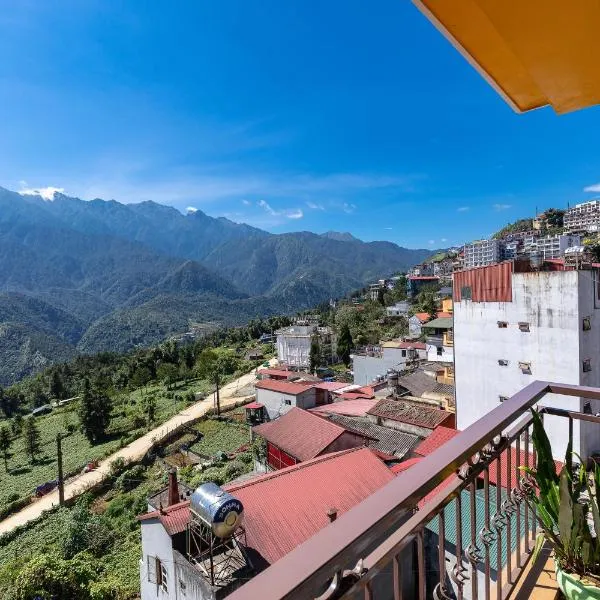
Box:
<box><xmin>386</xmin><ymin>300</ymin><xmax>410</xmax><ymax>317</ymax></box>
<box><xmin>310</xmin><ymin>398</ymin><xmax>379</xmax><ymax>418</ymax></box>
<box><xmin>366</xmin><ymin>398</ymin><xmax>455</xmax><ymax>437</ymax></box>
<box><xmin>254</xmin><ymin>379</ymin><xmax>318</xmax><ymax>420</ymax></box>
<box><xmin>408</xmin><ymin>310</ymin><xmax>452</xmax><ymax>338</ymax></box>
<box><xmin>138</xmin><ymin>448</ymin><xmax>398</xmax><ymax>600</ymax></box>
<box><xmin>422</xmin><ymin>316</ymin><xmax>454</xmax><ymax>363</ymax></box>
<box><xmin>454</xmin><ymin>260</ymin><xmax>600</xmax><ymax>460</ymax></box>
<box><xmin>352</xmin><ymin>340</ymin><xmax>427</xmax><ymax>385</ymax></box>
<box><xmin>256</xmin><ymin>367</ymin><xmax>295</xmax><ymax>381</ymax></box>
<box><xmin>275</xmin><ymin>324</ymin><xmax>336</xmax><ymax>369</ymax></box>
<box><xmin>251</xmin><ymin>407</ymin><xmax>371</xmax><ymax>471</ymax></box>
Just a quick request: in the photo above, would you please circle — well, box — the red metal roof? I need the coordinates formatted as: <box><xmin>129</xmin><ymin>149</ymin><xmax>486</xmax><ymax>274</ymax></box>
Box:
<box><xmin>413</xmin><ymin>311</ymin><xmax>452</xmax><ymax>324</ymax></box>
<box><xmin>310</xmin><ymin>399</ymin><xmax>378</xmax><ymax>418</ymax></box>
<box><xmin>138</xmin><ymin>501</ymin><xmax>191</xmax><ymax>536</ymax></box>
<box><xmin>408</xmin><ymin>276</ymin><xmax>440</xmax><ymax>281</ymax></box>
<box><xmin>257</xmin><ymin>368</ymin><xmax>294</xmax><ymax>378</ymax></box>
<box><xmin>252</xmin><ymin>407</ymin><xmax>367</xmax><ymax>461</ymax></box>
<box><xmin>223</xmin><ymin>448</ymin><xmax>395</xmax><ymax>565</ymax></box>
<box><xmin>454</xmin><ymin>262</ymin><xmax>513</xmax><ymax>303</ymax></box>
<box><xmin>245</xmin><ymin>402</ymin><xmax>264</xmax><ymax>409</ymax></box>
<box><xmin>255</xmin><ymin>379</ymin><xmax>314</xmax><ymax>395</ymax></box>
<box><xmin>414</xmin><ymin>426</ymin><xmax>460</xmax><ymax>457</ymax></box>
<box><xmin>312</xmin><ymin>382</ymin><xmax>348</xmax><ymax>391</ymax></box>
<box><xmin>390</xmin><ymin>457</ymin><xmax>422</xmax><ymax>474</ymax></box>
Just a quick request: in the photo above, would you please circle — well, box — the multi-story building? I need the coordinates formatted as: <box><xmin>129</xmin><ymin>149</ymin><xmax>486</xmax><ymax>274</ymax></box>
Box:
<box><xmin>422</xmin><ymin>316</ymin><xmax>454</xmax><ymax>363</ymax></box>
<box><xmin>352</xmin><ymin>341</ymin><xmax>427</xmax><ymax>385</ymax></box>
<box><xmin>564</xmin><ymin>199</ymin><xmax>600</xmax><ymax>232</ymax></box>
<box><xmin>534</xmin><ymin>233</ymin><xmax>581</xmax><ymax>259</ymax></box>
<box><xmin>454</xmin><ymin>261</ymin><xmax>600</xmax><ymax>459</ymax></box>
<box><xmin>275</xmin><ymin>324</ymin><xmax>336</xmax><ymax>369</ymax></box>
<box><xmin>462</xmin><ymin>238</ymin><xmax>503</xmax><ymax>269</ymax></box>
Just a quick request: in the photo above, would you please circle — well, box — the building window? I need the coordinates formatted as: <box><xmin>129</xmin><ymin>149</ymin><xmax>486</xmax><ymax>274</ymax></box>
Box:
<box><xmin>499</xmin><ymin>395</ymin><xmax>508</xmax><ymax>403</ymax></box>
<box><xmin>519</xmin><ymin>361</ymin><xmax>532</xmax><ymax>374</ymax></box>
<box><xmin>518</xmin><ymin>322</ymin><xmax>530</xmax><ymax>332</ymax></box>
<box><xmin>584</xmin><ymin>401</ymin><xmax>592</xmax><ymax>414</ymax></box>
<box><xmin>497</xmin><ymin>321</ymin><xmax>508</xmax><ymax>328</ymax></box>
<box><xmin>498</xmin><ymin>359</ymin><xmax>509</xmax><ymax>366</ymax></box>
<box><xmin>159</xmin><ymin>561</ymin><xmax>168</xmax><ymax>593</ymax></box>
<box><xmin>583</xmin><ymin>316</ymin><xmax>591</xmax><ymax>331</ymax></box>
<box><xmin>583</xmin><ymin>359</ymin><xmax>592</xmax><ymax>373</ymax></box>
<box><xmin>437</xmin><ymin>347</ymin><xmax>443</xmax><ymax>356</ymax></box>
<box><xmin>284</xmin><ymin>398</ymin><xmax>291</xmax><ymax>405</ymax></box>
<box><xmin>461</xmin><ymin>285</ymin><xmax>472</xmax><ymax>300</ymax></box>
<box><xmin>401</xmin><ymin>349</ymin><xmax>406</xmax><ymax>357</ymax></box>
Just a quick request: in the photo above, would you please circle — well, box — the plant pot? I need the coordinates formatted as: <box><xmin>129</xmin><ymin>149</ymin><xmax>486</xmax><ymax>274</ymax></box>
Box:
<box><xmin>556</xmin><ymin>563</ymin><xmax>600</xmax><ymax>600</ymax></box>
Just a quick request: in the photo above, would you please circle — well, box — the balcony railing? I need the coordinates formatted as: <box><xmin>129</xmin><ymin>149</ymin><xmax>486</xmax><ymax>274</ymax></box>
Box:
<box><xmin>228</xmin><ymin>380</ymin><xmax>600</xmax><ymax>600</ymax></box>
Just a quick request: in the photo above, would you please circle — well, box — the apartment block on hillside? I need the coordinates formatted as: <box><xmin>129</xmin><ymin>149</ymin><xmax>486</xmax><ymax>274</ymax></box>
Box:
<box><xmin>564</xmin><ymin>199</ymin><xmax>600</xmax><ymax>232</ymax></box>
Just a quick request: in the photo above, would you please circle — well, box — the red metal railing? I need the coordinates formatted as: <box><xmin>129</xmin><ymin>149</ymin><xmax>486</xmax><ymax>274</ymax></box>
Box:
<box><xmin>228</xmin><ymin>381</ymin><xmax>600</xmax><ymax>600</ymax></box>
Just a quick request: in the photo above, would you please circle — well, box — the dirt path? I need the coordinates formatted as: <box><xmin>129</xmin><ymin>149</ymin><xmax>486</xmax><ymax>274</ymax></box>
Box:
<box><xmin>0</xmin><ymin>360</ymin><xmax>273</xmax><ymax>536</ymax></box>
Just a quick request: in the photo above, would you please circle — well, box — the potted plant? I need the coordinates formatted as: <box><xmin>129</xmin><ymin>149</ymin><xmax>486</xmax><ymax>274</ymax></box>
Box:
<box><xmin>523</xmin><ymin>410</ymin><xmax>600</xmax><ymax>598</ymax></box>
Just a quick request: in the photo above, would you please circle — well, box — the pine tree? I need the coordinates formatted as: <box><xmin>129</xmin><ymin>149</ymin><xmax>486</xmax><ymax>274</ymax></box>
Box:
<box><xmin>0</xmin><ymin>425</ymin><xmax>12</xmax><ymax>471</ymax></box>
<box><xmin>49</xmin><ymin>369</ymin><xmax>65</xmax><ymax>400</ymax></box>
<box><xmin>78</xmin><ymin>379</ymin><xmax>112</xmax><ymax>444</ymax></box>
<box><xmin>22</xmin><ymin>417</ymin><xmax>41</xmax><ymax>464</ymax></box>
<box><xmin>309</xmin><ymin>337</ymin><xmax>322</xmax><ymax>374</ymax></box>
<box><xmin>336</xmin><ymin>323</ymin><xmax>354</xmax><ymax>367</ymax></box>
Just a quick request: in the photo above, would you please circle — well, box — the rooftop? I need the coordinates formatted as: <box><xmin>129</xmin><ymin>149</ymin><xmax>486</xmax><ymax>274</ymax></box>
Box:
<box><xmin>422</xmin><ymin>317</ymin><xmax>453</xmax><ymax>330</ymax></box>
<box><xmin>254</xmin><ymin>379</ymin><xmax>315</xmax><ymax>395</ymax></box>
<box><xmin>381</xmin><ymin>340</ymin><xmax>426</xmax><ymax>350</ymax></box>
<box><xmin>413</xmin><ymin>425</ymin><xmax>460</xmax><ymax>457</ymax></box>
<box><xmin>395</xmin><ymin>370</ymin><xmax>441</xmax><ymax>397</ymax></box>
<box><xmin>253</xmin><ymin>407</ymin><xmax>367</xmax><ymax>461</ymax></box>
<box><xmin>325</xmin><ymin>414</ymin><xmax>421</xmax><ymax>458</ymax></box>
<box><xmin>309</xmin><ymin>398</ymin><xmax>378</xmax><ymax>418</ymax></box>
<box><xmin>367</xmin><ymin>398</ymin><xmax>454</xmax><ymax>430</ymax></box>
<box><xmin>257</xmin><ymin>368</ymin><xmax>294</xmax><ymax>378</ymax></box>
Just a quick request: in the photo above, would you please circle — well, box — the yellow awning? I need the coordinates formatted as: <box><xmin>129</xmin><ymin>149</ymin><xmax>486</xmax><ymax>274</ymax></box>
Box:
<box><xmin>413</xmin><ymin>0</ymin><xmax>600</xmax><ymax>114</ymax></box>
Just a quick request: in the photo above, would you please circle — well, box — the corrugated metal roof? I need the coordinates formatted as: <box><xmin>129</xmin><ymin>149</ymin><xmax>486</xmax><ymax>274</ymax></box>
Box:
<box><xmin>312</xmin><ymin>382</ymin><xmax>348</xmax><ymax>391</ymax></box>
<box><xmin>367</xmin><ymin>398</ymin><xmax>453</xmax><ymax>430</ymax></box>
<box><xmin>422</xmin><ymin>317</ymin><xmax>453</xmax><ymax>329</ymax></box>
<box><xmin>138</xmin><ymin>501</ymin><xmax>191</xmax><ymax>536</ymax></box>
<box><xmin>310</xmin><ymin>399</ymin><xmax>378</xmax><ymax>418</ymax></box>
<box><xmin>454</xmin><ymin>262</ymin><xmax>513</xmax><ymax>303</ymax></box>
<box><xmin>414</xmin><ymin>426</ymin><xmax>460</xmax><ymax>457</ymax></box>
<box><xmin>223</xmin><ymin>448</ymin><xmax>395</xmax><ymax>565</ymax></box>
<box><xmin>390</xmin><ymin>456</ymin><xmax>422</xmax><ymax>474</ymax></box>
<box><xmin>252</xmin><ymin>407</ymin><xmax>366</xmax><ymax>461</ymax></box>
<box><xmin>257</xmin><ymin>368</ymin><xmax>294</xmax><ymax>378</ymax></box>
<box><xmin>396</xmin><ymin>371</ymin><xmax>440</xmax><ymax>397</ymax></box>
<box><xmin>255</xmin><ymin>379</ymin><xmax>314</xmax><ymax>395</ymax></box>
<box><xmin>431</xmin><ymin>383</ymin><xmax>455</xmax><ymax>397</ymax></box>
<box><xmin>326</xmin><ymin>414</ymin><xmax>421</xmax><ymax>458</ymax></box>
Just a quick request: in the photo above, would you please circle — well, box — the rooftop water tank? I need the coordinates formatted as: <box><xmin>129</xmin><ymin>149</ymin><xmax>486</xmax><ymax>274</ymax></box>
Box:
<box><xmin>190</xmin><ymin>482</ymin><xmax>244</xmax><ymax>538</ymax></box>
<box><xmin>387</xmin><ymin>370</ymin><xmax>399</xmax><ymax>387</ymax></box>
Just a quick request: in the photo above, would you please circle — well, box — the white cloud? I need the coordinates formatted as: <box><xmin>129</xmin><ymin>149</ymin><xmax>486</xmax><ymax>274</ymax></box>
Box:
<box><xmin>457</xmin><ymin>206</ymin><xmax>470</xmax><ymax>212</ymax></box>
<box><xmin>257</xmin><ymin>199</ymin><xmax>303</xmax><ymax>220</ymax></box>
<box><xmin>18</xmin><ymin>184</ymin><xmax>64</xmax><ymax>201</ymax></box>
<box><xmin>306</xmin><ymin>201</ymin><xmax>325</xmax><ymax>210</ymax></box>
<box><xmin>342</xmin><ymin>202</ymin><xmax>357</xmax><ymax>214</ymax></box>
<box><xmin>186</xmin><ymin>206</ymin><xmax>198</xmax><ymax>214</ymax></box>
<box><xmin>493</xmin><ymin>203</ymin><xmax>512</xmax><ymax>211</ymax></box>
<box><xmin>241</xmin><ymin>199</ymin><xmax>251</xmax><ymax>205</ymax></box>
<box><xmin>384</xmin><ymin>227</ymin><xmax>393</xmax><ymax>230</ymax></box>
<box><xmin>441</xmin><ymin>238</ymin><xmax>447</xmax><ymax>242</ymax></box>
<box><xmin>428</xmin><ymin>240</ymin><xmax>435</xmax><ymax>245</ymax></box>
<box><xmin>584</xmin><ymin>183</ymin><xmax>600</xmax><ymax>193</ymax></box>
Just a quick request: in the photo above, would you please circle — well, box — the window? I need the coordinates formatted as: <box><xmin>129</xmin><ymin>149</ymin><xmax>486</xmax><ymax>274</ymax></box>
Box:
<box><xmin>284</xmin><ymin>398</ymin><xmax>291</xmax><ymax>405</ymax></box>
<box><xmin>437</xmin><ymin>347</ymin><xmax>443</xmax><ymax>356</ymax></box>
<box><xmin>583</xmin><ymin>316</ymin><xmax>591</xmax><ymax>331</ymax></box>
<box><xmin>583</xmin><ymin>359</ymin><xmax>592</xmax><ymax>373</ymax></box>
<box><xmin>401</xmin><ymin>350</ymin><xmax>407</xmax><ymax>357</ymax></box>
<box><xmin>518</xmin><ymin>322</ymin><xmax>530</xmax><ymax>332</ymax></box>
<box><xmin>497</xmin><ymin>321</ymin><xmax>508</xmax><ymax>328</ymax></box>
<box><xmin>519</xmin><ymin>361</ymin><xmax>532</xmax><ymax>374</ymax></box>
<box><xmin>159</xmin><ymin>560</ymin><xmax>168</xmax><ymax>593</ymax></box>
<box><xmin>461</xmin><ymin>285</ymin><xmax>472</xmax><ymax>300</ymax></box>
<box><xmin>499</xmin><ymin>395</ymin><xmax>508</xmax><ymax>403</ymax></box>
<box><xmin>498</xmin><ymin>359</ymin><xmax>509</xmax><ymax>367</ymax></box>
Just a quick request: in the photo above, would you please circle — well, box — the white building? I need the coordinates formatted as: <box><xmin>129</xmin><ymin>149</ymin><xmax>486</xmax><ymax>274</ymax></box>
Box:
<box><xmin>254</xmin><ymin>379</ymin><xmax>317</xmax><ymax>420</ymax></box>
<box><xmin>463</xmin><ymin>239</ymin><xmax>503</xmax><ymax>269</ymax></box>
<box><xmin>352</xmin><ymin>341</ymin><xmax>427</xmax><ymax>385</ymax></box>
<box><xmin>386</xmin><ymin>301</ymin><xmax>410</xmax><ymax>317</ymax></box>
<box><xmin>565</xmin><ymin>199</ymin><xmax>600</xmax><ymax>232</ymax></box>
<box><xmin>454</xmin><ymin>262</ymin><xmax>600</xmax><ymax>460</ymax></box>
<box><xmin>275</xmin><ymin>324</ymin><xmax>335</xmax><ymax>368</ymax></box>
<box><xmin>421</xmin><ymin>317</ymin><xmax>454</xmax><ymax>363</ymax></box>
<box><xmin>533</xmin><ymin>233</ymin><xmax>581</xmax><ymax>259</ymax></box>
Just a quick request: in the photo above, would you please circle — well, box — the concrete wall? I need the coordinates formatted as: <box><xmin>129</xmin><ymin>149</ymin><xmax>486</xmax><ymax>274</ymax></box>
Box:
<box><xmin>353</xmin><ymin>348</ymin><xmax>407</xmax><ymax>385</ymax></box>
<box><xmin>255</xmin><ymin>387</ymin><xmax>317</xmax><ymax>420</ymax></box>
<box><xmin>426</xmin><ymin>343</ymin><xmax>454</xmax><ymax>363</ymax></box>
<box><xmin>409</xmin><ymin>316</ymin><xmax>423</xmax><ymax>337</ymax></box>
<box><xmin>277</xmin><ymin>333</ymin><xmax>312</xmax><ymax>368</ymax></box>
<box><xmin>454</xmin><ymin>270</ymin><xmax>600</xmax><ymax>460</ymax></box>
<box><xmin>140</xmin><ymin>520</ymin><xmax>176</xmax><ymax>600</ymax></box>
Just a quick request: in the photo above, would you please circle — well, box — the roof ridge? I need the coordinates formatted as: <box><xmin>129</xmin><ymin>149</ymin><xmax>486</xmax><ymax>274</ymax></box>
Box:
<box><xmin>224</xmin><ymin>447</ymin><xmax>366</xmax><ymax>492</ymax></box>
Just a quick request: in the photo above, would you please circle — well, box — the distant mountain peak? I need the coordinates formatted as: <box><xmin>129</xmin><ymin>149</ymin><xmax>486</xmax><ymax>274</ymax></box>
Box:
<box><xmin>320</xmin><ymin>231</ymin><xmax>361</xmax><ymax>243</ymax></box>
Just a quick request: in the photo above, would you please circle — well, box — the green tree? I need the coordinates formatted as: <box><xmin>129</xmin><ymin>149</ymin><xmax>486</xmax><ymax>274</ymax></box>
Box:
<box><xmin>49</xmin><ymin>369</ymin><xmax>65</xmax><ymax>400</ymax></box>
<box><xmin>78</xmin><ymin>379</ymin><xmax>112</xmax><ymax>444</ymax></box>
<box><xmin>0</xmin><ymin>425</ymin><xmax>12</xmax><ymax>471</ymax></box>
<box><xmin>143</xmin><ymin>395</ymin><xmax>157</xmax><ymax>424</ymax></box>
<box><xmin>11</xmin><ymin>413</ymin><xmax>23</xmax><ymax>435</ymax></box>
<box><xmin>309</xmin><ymin>337</ymin><xmax>322</xmax><ymax>374</ymax></box>
<box><xmin>22</xmin><ymin>417</ymin><xmax>41</xmax><ymax>463</ymax></box>
<box><xmin>417</xmin><ymin>290</ymin><xmax>438</xmax><ymax>320</ymax></box>
<box><xmin>156</xmin><ymin>362</ymin><xmax>178</xmax><ymax>389</ymax></box>
<box><xmin>336</xmin><ymin>323</ymin><xmax>354</xmax><ymax>367</ymax></box>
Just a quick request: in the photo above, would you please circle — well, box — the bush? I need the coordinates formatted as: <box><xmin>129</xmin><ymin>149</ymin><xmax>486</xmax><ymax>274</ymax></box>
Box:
<box><xmin>109</xmin><ymin>458</ymin><xmax>126</xmax><ymax>478</ymax></box>
<box><xmin>224</xmin><ymin>461</ymin><xmax>245</xmax><ymax>480</ymax></box>
<box><xmin>238</xmin><ymin>452</ymin><xmax>253</xmax><ymax>465</ymax></box>
<box><xmin>114</xmin><ymin>464</ymin><xmax>145</xmax><ymax>492</ymax></box>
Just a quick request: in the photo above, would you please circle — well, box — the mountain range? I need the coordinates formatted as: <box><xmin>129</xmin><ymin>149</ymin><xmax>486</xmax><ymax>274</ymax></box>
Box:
<box><xmin>0</xmin><ymin>186</ymin><xmax>433</xmax><ymax>384</ymax></box>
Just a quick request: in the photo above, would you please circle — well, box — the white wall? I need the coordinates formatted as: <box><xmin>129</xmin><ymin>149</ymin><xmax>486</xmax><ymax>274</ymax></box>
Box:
<box><xmin>425</xmin><ymin>343</ymin><xmax>454</xmax><ymax>363</ymax></box>
<box><xmin>277</xmin><ymin>333</ymin><xmax>312</xmax><ymax>368</ymax></box>
<box><xmin>454</xmin><ymin>270</ymin><xmax>600</xmax><ymax>460</ymax></box>
<box><xmin>255</xmin><ymin>387</ymin><xmax>317</xmax><ymax>420</ymax></box>
<box><xmin>140</xmin><ymin>521</ymin><xmax>177</xmax><ymax>600</ymax></box>
<box><xmin>409</xmin><ymin>317</ymin><xmax>422</xmax><ymax>337</ymax></box>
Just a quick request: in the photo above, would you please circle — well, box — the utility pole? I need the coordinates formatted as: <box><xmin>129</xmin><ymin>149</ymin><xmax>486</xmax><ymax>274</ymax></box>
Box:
<box><xmin>215</xmin><ymin>373</ymin><xmax>221</xmax><ymax>416</ymax></box>
<box><xmin>56</xmin><ymin>433</ymin><xmax>65</xmax><ymax>506</ymax></box>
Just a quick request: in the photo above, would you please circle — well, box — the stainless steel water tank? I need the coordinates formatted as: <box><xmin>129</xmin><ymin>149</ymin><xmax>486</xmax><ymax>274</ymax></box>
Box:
<box><xmin>190</xmin><ymin>482</ymin><xmax>244</xmax><ymax>538</ymax></box>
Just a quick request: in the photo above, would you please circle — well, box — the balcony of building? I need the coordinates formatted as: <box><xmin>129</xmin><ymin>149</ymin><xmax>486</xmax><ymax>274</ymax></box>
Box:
<box><xmin>228</xmin><ymin>380</ymin><xmax>600</xmax><ymax>600</ymax></box>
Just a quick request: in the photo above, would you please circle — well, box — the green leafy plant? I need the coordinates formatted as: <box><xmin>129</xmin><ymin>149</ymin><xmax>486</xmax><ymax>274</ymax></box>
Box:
<box><xmin>522</xmin><ymin>409</ymin><xmax>600</xmax><ymax>586</ymax></box>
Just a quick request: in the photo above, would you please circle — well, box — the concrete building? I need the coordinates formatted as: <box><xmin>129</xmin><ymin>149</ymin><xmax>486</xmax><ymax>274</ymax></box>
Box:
<box><xmin>254</xmin><ymin>379</ymin><xmax>318</xmax><ymax>420</ymax></box>
<box><xmin>386</xmin><ymin>300</ymin><xmax>410</xmax><ymax>317</ymax></box>
<box><xmin>454</xmin><ymin>261</ymin><xmax>600</xmax><ymax>460</ymax></box>
<box><xmin>533</xmin><ymin>233</ymin><xmax>581</xmax><ymax>259</ymax></box>
<box><xmin>422</xmin><ymin>317</ymin><xmax>454</xmax><ymax>363</ymax></box>
<box><xmin>352</xmin><ymin>341</ymin><xmax>427</xmax><ymax>386</ymax></box>
<box><xmin>275</xmin><ymin>324</ymin><xmax>335</xmax><ymax>369</ymax></box>
<box><xmin>406</xmin><ymin>275</ymin><xmax>440</xmax><ymax>298</ymax></box>
<box><xmin>565</xmin><ymin>199</ymin><xmax>600</xmax><ymax>232</ymax></box>
<box><xmin>463</xmin><ymin>239</ymin><xmax>503</xmax><ymax>269</ymax></box>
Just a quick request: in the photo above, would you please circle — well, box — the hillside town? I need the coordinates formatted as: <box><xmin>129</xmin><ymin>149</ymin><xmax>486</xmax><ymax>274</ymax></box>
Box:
<box><xmin>133</xmin><ymin>201</ymin><xmax>600</xmax><ymax>599</ymax></box>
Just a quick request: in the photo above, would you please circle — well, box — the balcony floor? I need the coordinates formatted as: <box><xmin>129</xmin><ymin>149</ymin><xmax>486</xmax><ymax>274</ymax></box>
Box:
<box><xmin>509</xmin><ymin>546</ymin><xmax>561</xmax><ymax>600</ymax></box>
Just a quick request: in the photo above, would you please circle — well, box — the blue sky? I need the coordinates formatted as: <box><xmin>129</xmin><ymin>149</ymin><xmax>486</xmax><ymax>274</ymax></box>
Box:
<box><xmin>2</xmin><ymin>1</ymin><xmax>600</xmax><ymax>249</ymax></box>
